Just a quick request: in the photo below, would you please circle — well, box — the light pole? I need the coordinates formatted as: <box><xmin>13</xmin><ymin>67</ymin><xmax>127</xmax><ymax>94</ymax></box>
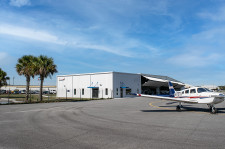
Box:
<box><xmin>48</xmin><ymin>87</ymin><xmax>49</xmax><ymax>101</ymax></box>
<box><xmin>6</xmin><ymin>77</ymin><xmax>10</xmax><ymax>104</ymax></box>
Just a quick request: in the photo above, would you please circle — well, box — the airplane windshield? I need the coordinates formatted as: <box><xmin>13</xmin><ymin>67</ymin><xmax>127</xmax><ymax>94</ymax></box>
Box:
<box><xmin>204</xmin><ymin>88</ymin><xmax>213</xmax><ymax>92</ymax></box>
<box><xmin>197</xmin><ymin>88</ymin><xmax>212</xmax><ymax>93</ymax></box>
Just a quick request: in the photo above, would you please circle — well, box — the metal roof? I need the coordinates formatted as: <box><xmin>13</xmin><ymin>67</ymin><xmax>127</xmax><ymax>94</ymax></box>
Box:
<box><xmin>141</xmin><ymin>74</ymin><xmax>183</xmax><ymax>83</ymax></box>
<box><xmin>141</xmin><ymin>74</ymin><xmax>185</xmax><ymax>88</ymax></box>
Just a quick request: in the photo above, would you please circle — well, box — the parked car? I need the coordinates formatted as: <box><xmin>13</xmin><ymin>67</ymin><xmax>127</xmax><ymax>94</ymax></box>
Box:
<box><xmin>20</xmin><ymin>90</ymin><xmax>26</xmax><ymax>94</ymax></box>
<box><xmin>49</xmin><ymin>90</ymin><xmax>56</xmax><ymax>94</ymax></box>
<box><xmin>29</xmin><ymin>90</ymin><xmax>35</xmax><ymax>94</ymax></box>
<box><xmin>13</xmin><ymin>90</ymin><xmax>20</xmax><ymax>94</ymax></box>
<box><xmin>43</xmin><ymin>91</ymin><xmax>49</xmax><ymax>94</ymax></box>
<box><xmin>6</xmin><ymin>90</ymin><xmax>12</xmax><ymax>94</ymax></box>
<box><xmin>0</xmin><ymin>90</ymin><xmax>6</xmax><ymax>94</ymax></box>
<box><xmin>34</xmin><ymin>90</ymin><xmax>40</xmax><ymax>94</ymax></box>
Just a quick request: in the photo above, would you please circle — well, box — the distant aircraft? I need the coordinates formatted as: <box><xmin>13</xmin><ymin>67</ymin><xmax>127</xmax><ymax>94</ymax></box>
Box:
<box><xmin>134</xmin><ymin>82</ymin><xmax>225</xmax><ymax>114</ymax></box>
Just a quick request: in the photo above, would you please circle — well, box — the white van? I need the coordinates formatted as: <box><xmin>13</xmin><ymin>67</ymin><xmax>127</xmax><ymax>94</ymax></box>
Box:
<box><xmin>49</xmin><ymin>90</ymin><xmax>56</xmax><ymax>94</ymax></box>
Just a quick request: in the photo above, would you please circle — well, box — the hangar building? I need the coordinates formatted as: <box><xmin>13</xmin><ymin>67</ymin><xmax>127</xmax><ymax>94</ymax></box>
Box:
<box><xmin>57</xmin><ymin>71</ymin><xmax>184</xmax><ymax>99</ymax></box>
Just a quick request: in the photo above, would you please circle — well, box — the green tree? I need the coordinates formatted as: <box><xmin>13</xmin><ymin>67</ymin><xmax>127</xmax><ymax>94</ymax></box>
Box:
<box><xmin>0</xmin><ymin>68</ymin><xmax>7</xmax><ymax>94</ymax></box>
<box><xmin>218</xmin><ymin>86</ymin><xmax>225</xmax><ymax>90</ymax></box>
<box><xmin>35</xmin><ymin>55</ymin><xmax>57</xmax><ymax>101</ymax></box>
<box><xmin>16</xmin><ymin>55</ymin><xmax>35</xmax><ymax>102</ymax></box>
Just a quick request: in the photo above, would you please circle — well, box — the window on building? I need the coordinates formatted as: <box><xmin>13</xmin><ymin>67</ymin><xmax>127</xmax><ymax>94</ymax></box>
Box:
<box><xmin>126</xmin><ymin>88</ymin><xmax>131</xmax><ymax>95</ymax></box>
<box><xmin>185</xmin><ymin>90</ymin><xmax>189</xmax><ymax>94</ymax></box>
<box><xmin>190</xmin><ymin>89</ymin><xmax>196</xmax><ymax>93</ymax></box>
<box><xmin>74</xmin><ymin>89</ymin><xmax>76</xmax><ymax>95</ymax></box>
<box><xmin>116</xmin><ymin>88</ymin><xmax>118</xmax><ymax>95</ymax></box>
<box><xmin>105</xmin><ymin>88</ymin><xmax>108</xmax><ymax>95</ymax></box>
<box><xmin>82</xmin><ymin>89</ymin><xmax>84</xmax><ymax>95</ymax></box>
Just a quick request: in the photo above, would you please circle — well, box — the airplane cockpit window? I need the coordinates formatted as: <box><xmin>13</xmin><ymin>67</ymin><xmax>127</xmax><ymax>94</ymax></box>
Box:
<box><xmin>197</xmin><ymin>88</ymin><xmax>207</xmax><ymax>93</ymax></box>
<box><xmin>190</xmin><ymin>89</ymin><xmax>196</xmax><ymax>93</ymax></box>
<box><xmin>205</xmin><ymin>88</ymin><xmax>213</xmax><ymax>92</ymax></box>
<box><xmin>185</xmin><ymin>90</ymin><xmax>189</xmax><ymax>94</ymax></box>
<box><xmin>197</xmin><ymin>88</ymin><xmax>213</xmax><ymax>93</ymax></box>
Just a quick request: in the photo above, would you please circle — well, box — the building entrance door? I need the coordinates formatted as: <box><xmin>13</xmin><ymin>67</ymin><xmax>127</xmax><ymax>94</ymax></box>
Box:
<box><xmin>92</xmin><ymin>88</ymin><xmax>99</xmax><ymax>98</ymax></box>
<box><xmin>120</xmin><ymin>88</ymin><xmax>123</xmax><ymax>98</ymax></box>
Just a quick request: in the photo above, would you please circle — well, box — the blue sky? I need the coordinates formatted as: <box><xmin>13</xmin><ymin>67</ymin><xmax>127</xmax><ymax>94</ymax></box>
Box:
<box><xmin>0</xmin><ymin>0</ymin><xmax>225</xmax><ymax>86</ymax></box>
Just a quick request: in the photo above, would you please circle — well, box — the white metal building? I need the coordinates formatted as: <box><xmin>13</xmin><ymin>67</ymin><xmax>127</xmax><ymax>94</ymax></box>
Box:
<box><xmin>57</xmin><ymin>72</ymin><xmax>141</xmax><ymax>99</ymax></box>
<box><xmin>57</xmin><ymin>71</ymin><xmax>185</xmax><ymax>99</ymax></box>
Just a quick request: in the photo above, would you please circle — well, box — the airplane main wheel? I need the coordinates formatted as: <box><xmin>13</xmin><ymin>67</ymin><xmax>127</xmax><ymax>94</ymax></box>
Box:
<box><xmin>211</xmin><ymin>107</ymin><xmax>217</xmax><ymax>114</ymax></box>
<box><xmin>209</xmin><ymin>106</ymin><xmax>212</xmax><ymax>112</ymax></box>
<box><xmin>176</xmin><ymin>105</ymin><xmax>181</xmax><ymax>111</ymax></box>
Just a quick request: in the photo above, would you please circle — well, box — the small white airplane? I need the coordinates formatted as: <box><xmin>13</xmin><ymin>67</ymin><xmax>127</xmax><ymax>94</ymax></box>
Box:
<box><xmin>134</xmin><ymin>82</ymin><xmax>225</xmax><ymax>114</ymax></box>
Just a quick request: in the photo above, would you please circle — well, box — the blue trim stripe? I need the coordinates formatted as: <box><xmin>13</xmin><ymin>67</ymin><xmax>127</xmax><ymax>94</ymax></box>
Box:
<box><xmin>120</xmin><ymin>87</ymin><xmax>129</xmax><ymax>88</ymax></box>
<box><xmin>87</xmin><ymin>87</ymin><xmax>99</xmax><ymax>88</ymax></box>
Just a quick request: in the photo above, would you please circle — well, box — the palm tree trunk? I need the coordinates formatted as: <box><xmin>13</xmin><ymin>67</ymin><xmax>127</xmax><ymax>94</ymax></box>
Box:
<box><xmin>39</xmin><ymin>76</ymin><xmax>44</xmax><ymax>101</ymax></box>
<box><xmin>26</xmin><ymin>76</ymin><xmax>30</xmax><ymax>102</ymax></box>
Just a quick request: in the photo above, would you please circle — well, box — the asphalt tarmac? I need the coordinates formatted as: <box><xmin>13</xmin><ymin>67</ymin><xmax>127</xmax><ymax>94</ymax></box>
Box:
<box><xmin>0</xmin><ymin>97</ymin><xmax>225</xmax><ymax>149</ymax></box>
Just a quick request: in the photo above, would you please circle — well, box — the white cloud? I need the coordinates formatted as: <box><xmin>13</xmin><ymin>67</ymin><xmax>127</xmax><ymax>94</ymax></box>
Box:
<box><xmin>192</xmin><ymin>27</ymin><xmax>225</xmax><ymax>43</ymax></box>
<box><xmin>9</xmin><ymin>0</ymin><xmax>30</xmax><ymax>7</ymax></box>
<box><xmin>72</xmin><ymin>61</ymin><xmax>106</xmax><ymax>70</ymax></box>
<box><xmin>75</xmin><ymin>44</ymin><xmax>132</xmax><ymax>57</ymax></box>
<box><xmin>0</xmin><ymin>24</ymin><xmax>66</xmax><ymax>45</ymax></box>
<box><xmin>0</xmin><ymin>52</ymin><xmax>7</xmax><ymax>61</ymax></box>
<box><xmin>0</xmin><ymin>52</ymin><xmax>14</xmax><ymax>68</ymax></box>
<box><xmin>167</xmin><ymin>52</ymin><xmax>221</xmax><ymax>67</ymax></box>
<box><xmin>198</xmin><ymin>5</ymin><xmax>225</xmax><ymax>21</ymax></box>
<box><xmin>71</xmin><ymin>37</ymin><xmax>160</xmax><ymax>58</ymax></box>
<box><xmin>0</xmin><ymin>22</ymin><xmax>160</xmax><ymax>57</ymax></box>
<box><xmin>0</xmin><ymin>24</ymin><xmax>142</xmax><ymax>57</ymax></box>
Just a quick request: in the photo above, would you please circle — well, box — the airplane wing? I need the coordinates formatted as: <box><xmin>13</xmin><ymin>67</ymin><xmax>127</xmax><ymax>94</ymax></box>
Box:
<box><xmin>135</xmin><ymin>94</ymin><xmax>198</xmax><ymax>104</ymax></box>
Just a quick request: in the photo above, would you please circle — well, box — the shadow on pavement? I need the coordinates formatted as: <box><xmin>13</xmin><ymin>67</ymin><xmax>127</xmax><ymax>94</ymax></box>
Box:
<box><xmin>166</xmin><ymin>102</ymin><xmax>177</xmax><ymax>105</ymax></box>
<box><xmin>159</xmin><ymin>105</ymin><xmax>193</xmax><ymax>108</ymax></box>
<box><xmin>141</xmin><ymin>107</ymin><xmax>225</xmax><ymax>113</ymax></box>
<box><xmin>141</xmin><ymin>110</ymin><xmax>177</xmax><ymax>112</ymax></box>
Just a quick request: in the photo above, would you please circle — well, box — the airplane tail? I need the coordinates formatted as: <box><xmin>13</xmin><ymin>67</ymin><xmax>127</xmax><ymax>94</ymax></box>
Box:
<box><xmin>168</xmin><ymin>81</ymin><xmax>176</xmax><ymax>97</ymax></box>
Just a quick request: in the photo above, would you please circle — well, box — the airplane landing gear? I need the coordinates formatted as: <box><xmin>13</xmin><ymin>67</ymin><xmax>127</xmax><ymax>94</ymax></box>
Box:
<box><xmin>208</xmin><ymin>104</ymin><xmax>217</xmax><ymax>114</ymax></box>
<box><xmin>176</xmin><ymin>105</ymin><xmax>181</xmax><ymax>111</ymax></box>
<box><xmin>211</xmin><ymin>106</ymin><xmax>217</xmax><ymax>114</ymax></box>
<box><xmin>176</xmin><ymin>102</ymin><xmax>182</xmax><ymax>111</ymax></box>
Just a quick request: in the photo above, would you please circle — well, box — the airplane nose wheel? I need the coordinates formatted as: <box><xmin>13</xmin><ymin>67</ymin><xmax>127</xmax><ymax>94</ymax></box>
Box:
<box><xmin>209</xmin><ymin>105</ymin><xmax>217</xmax><ymax>114</ymax></box>
<box><xmin>211</xmin><ymin>107</ymin><xmax>217</xmax><ymax>114</ymax></box>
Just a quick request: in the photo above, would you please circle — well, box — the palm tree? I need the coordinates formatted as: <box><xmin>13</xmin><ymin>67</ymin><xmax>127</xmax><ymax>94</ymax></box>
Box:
<box><xmin>16</xmin><ymin>55</ymin><xmax>35</xmax><ymax>102</ymax></box>
<box><xmin>35</xmin><ymin>55</ymin><xmax>57</xmax><ymax>101</ymax></box>
<box><xmin>0</xmin><ymin>68</ymin><xmax>7</xmax><ymax>94</ymax></box>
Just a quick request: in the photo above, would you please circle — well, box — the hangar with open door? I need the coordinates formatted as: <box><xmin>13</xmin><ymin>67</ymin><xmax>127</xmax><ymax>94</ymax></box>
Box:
<box><xmin>141</xmin><ymin>74</ymin><xmax>185</xmax><ymax>95</ymax></box>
